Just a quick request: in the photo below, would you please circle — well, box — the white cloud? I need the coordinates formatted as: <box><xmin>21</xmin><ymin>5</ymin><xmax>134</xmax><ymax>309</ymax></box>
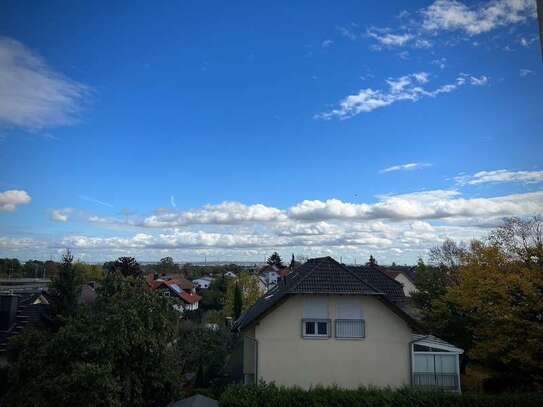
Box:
<box><xmin>432</xmin><ymin>58</ymin><xmax>447</xmax><ymax>69</ymax></box>
<box><xmin>3</xmin><ymin>187</ymin><xmax>542</xmax><ymax>263</ymax></box>
<box><xmin>0</xmin><ymin>37</ymin><xmax>89</xmax><ymax>131</ymax></box>
<box><xmin>421</xmin><ymin>0</ymin><xmax>536</xmax><ymax>36</ymax></box>
<box><xmin>0</xmin><ymin>190</ymin><xmax>31</xmax><ymax>212</ymax></box>
<box><xmin>321</xmin><ymin>39</ymin><xmax>334</xmax><ymax>48</ymax></box>
<box><xmin>520</xmin><ymin>68</ymin><xmax>535</xmax><ymax>77</ymax></box>
<box><xmin>455</xmin><ymin>169</ymin><xmax>543</xmax><ymax>185</ymax></box>
<box><xmin>316</xmin><ymin>72</ymin><xmax>488</xmax><ymax>119</ymax></box>
<box><xmin>367</xmin><ymin>30</ymin><xmax>413</xmax><ymax>47</ymax></box>
<box><xmin>141</xmin><ymin>202</ymin><xmax>287</xmax><ymax>228</ymax></box>
<box><xmin>50</xmin><ymin>208</ymin><xmax>73</xmax><ymax>222</ymax></box>
<box><xmin>380</xmin><ymin>162</ymin><xmax>432</xmax><ymax>173</ymax></box>
<box><xmin>337</xmin><ymin>26</ymin><xmax>358</xmax><ymax>40</ymax></box>
<box><xmin>170</xmin><ymin>196</ymin><xmax>176</xmax><ymax>208</ymax></box>
<box><xmin>288</xmin><ymin>190</ymin><xmax>543</xmax><ymax>222</ymax></box>
<box><xmin>365</xmin><ymin>1</ymin><xmax>536</xmax><ymax>50</ymax></box>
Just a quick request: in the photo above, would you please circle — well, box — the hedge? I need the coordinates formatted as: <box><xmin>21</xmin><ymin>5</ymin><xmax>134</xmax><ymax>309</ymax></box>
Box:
<box><xmin>219</xmin><ymin>383</ymin><xmax>543</xmax><ymax>407</ymax></box>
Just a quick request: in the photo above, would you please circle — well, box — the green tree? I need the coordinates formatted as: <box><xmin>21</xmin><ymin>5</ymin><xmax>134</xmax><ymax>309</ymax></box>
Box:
<box><xmin>106</xmin><ymin>257</ymin><xmax>141</xmax><ymax>278</ymax></box>
<box><xmin>266</xmin><ymin>252</ymin><xmax>283</xmax><ymax>268</ymax></box>
<box><xmin>49</xmin><ymin>250</ymin><xmax>81</xmax><ymax>320</ymax></box>
<box><xmin>233</xmin><ymin>282</ymin><xmax>243</xmax><ymax>320</ymax></box>
<box><xmin>224</xmin><ymin>272</ymin><xmax>262</xmax><ymax>318</ymax></box>
<box><xmin>176</xmin><ymin>323</ymin><xmax>235</xmax><ymax>389</ymax></box>
<box><xmin>447</xmin><ymin>218</ymin><xmax>543</xmax><ymax>388</ymax></box>
<box><xmin>158</xmin><ymin>256</ymin><xmax>178</xmax><ymax>275</ymax></box>
<box><xmin>7</xmin><ymin>277</ymin><xmax>181</xmax><ymax>406</ymax></box>
<box><xmin>366</xmin><ymin>255</ymin><xmax>378</xmax><ymax>267</ymax></box>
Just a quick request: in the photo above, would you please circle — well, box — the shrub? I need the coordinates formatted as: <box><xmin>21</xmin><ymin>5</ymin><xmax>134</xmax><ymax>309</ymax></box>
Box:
<box><xmin>219</xmin><ymin>383</ymin><xmax>543</xmax><ymax>407</ymax></box>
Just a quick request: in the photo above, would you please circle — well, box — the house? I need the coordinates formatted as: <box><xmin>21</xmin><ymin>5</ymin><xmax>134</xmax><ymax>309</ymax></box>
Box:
<box><xmin>193</xmin><ymin>276</ymin><xmax>214</xmax><ymax>290</ymax></box>
<box><xmin>234</xmin><ymin>256</ymin><xmax>462</xmax><ymax>391</ymax></box>
<box><xmin>381</xmin><ymin>269</ymin><xmax>417</xmax><ymax>297</ymax></box>
<box><xmin>257</xmin><ymin>264</ymin><xmax>284</xmax><ymax>291</ymax></box>
<box><xmin>148</xmin><ymin>276</ymin><xmax>202</xmax><ymax>312</ymax></box>
<box><xmin>1</xmin><ymin>292</ymin><xmax>50</xmax><ymax>366</ymax></box>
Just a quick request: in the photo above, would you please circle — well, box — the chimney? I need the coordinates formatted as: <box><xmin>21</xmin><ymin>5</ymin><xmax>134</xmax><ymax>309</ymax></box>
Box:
<box><xmin>0</xmin><ymin>293</ymin><xmax>18</xmax><ymax>331</ymax></box>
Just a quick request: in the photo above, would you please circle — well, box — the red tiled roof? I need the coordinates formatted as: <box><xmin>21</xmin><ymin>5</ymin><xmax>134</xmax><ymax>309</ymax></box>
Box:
<box><xmin>179</xmin><ymin>291</ymin><xmax>201</xmax><ymax>304</ymax></box>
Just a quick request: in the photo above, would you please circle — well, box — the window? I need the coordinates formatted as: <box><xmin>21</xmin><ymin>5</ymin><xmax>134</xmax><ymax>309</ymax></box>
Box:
<box><xmin>303</xmin><ymin>296</ymin><xmax>330</xmax><ymax>338</ymax></box>
<box><xmin>335</xmin><ymin>297</ymin><xmax>365</xmax><ymax>339</ymax></box>
<box><xmin>302</xmin><ymin>319</ymin><xmax>330</xmax><ymax>337</ymax></box>
<box><xmin>335</xmin><ymin>319</ymin><xmax>365</xmax><ymax>338</ymax></box>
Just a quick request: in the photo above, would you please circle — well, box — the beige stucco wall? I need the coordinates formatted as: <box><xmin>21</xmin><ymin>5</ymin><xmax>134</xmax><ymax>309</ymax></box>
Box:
<box><xmin>245</xmin><ymin>294</ymin><xmax>413</xmax><ymax>389</ymax></box>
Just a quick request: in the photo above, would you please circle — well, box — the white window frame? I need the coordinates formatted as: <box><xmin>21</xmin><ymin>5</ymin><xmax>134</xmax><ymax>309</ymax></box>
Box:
<box><xmin>302</xmin><ymin>318</ymin><xmax>330</xmax><ymax>338</ymax></box>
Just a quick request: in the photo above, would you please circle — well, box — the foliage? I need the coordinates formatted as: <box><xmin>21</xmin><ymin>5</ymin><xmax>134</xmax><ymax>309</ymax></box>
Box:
<box><xmin>266</xmin><ymin>252</ymin><xmax>283</xmax><ymax>268</ymax></box>
<box><xmin>233</xmin><ymin>282</ymin><xmax>243</xmax><ymax>320</ymax></box>
<box><xmin>447</xmin><ymin>235</ymin><xmax>543</xmax><ymax>387</ymax></box>
<box><xmin>6</xmin><ymin>276</ymin><xmax>181</xmax><ymax>406</ymax></box>
<box><xmin>158</xmin><ymin>256</ymin><xmax>179</xmax><ymax>275</ymax></box>
<box><xmin>74</xmin><ymin>261</ymin><xmax>104</xmax><ymax>283</ymax></box>
<box><xmin>224</xmin><ymin>272</ymin><xmax>262</xmax><ymax>318</ymax></box>
<box><xmin>366</xmin><ymin>255</ymin><xmax>378</xmax><ymax>267</ymax></box>
<box><xmin>176</xmin><ymin>323</ymin><xmax>236</xmax><ymax>389</ymax></box>
<box><xmin>220</xmin><ymin>383</ymin><xmax>543</xmax><ymax>407</ymax></box>
<box><xmin>49</xmin><ymin>250</ymin><xmax>82</xmax><ymax>320</ymax></box>
<box><xmin>414</xmin><ymin>217</ymin><xmax>543</xmax><ymax>389</ymax></box>
<box><xmin>115</xmin><ymin>256</ymin><xmax>142</xmax><ymax>277</ymax></box>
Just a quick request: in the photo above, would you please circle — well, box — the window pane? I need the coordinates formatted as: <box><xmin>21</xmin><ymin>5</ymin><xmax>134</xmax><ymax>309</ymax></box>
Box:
<box><xmin>317</xmin><ymin>321</ymin><xmax>328</xmax><ymax>335</ymax></box>
<box><xmin>436</xmin><ymin>355</ymin><xmax>456</xmax><ymax>374</ymax></box>
<box><xmin>305</xmin><ymin>321</ymin><xmax>315</xmax><ymax>335</ymax></box>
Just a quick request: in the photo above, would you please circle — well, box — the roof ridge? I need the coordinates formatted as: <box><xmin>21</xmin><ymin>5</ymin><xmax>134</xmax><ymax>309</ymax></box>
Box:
<box><xmin>331</xmin><ymin>259</ymin><xmax>384</xmax><ymax>295</ymax></box>
<box><xmin>284</xmin><ymin>258</ymin><xmax>323</xmax><ymax>293</ymax></box>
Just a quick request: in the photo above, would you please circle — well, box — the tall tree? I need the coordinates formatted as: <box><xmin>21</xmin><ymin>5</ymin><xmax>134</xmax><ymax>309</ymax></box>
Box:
<box><xmin>447</xmin><ymin>218</ymin><xmax>543</xmax><ymax>388</ymax></box>
<box><xmin>366</xmin><ymin>255</ymin><xmax>378</xmax><ymax>267</ymax></box>
<box><xmin>158</xmin><ymin>256</ymin><xmax>178</xmax><ymax>275</ymax></box>
<box><xmin>112</xmin><ymin>257</ymin><xmax>141</xmax><ymax>278</ymax></box>
<box><xmin>233</xmin><ymin>282</ymin><xmax>243</xmax><ymax>320</ymax></box>
<box><xmin>49</xmin><ymin>250</ymin><xmax>81</xmax><ymax>320</ymax></box>
<box><xmin>266</xmin><ymin>252</ymin><xmax>283</xmax><ymax>268</ymax></box>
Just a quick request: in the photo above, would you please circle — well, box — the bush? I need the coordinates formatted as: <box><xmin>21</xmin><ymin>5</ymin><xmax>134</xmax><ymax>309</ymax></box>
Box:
<box><xmin>219</xmin><ymin>383</ymin><xmax>543</xmax><ymax>407</ymax></box>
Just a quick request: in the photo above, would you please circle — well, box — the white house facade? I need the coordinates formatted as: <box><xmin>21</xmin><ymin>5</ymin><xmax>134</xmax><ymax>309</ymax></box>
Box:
<box><xmin>235</xmin><ymin>257</ymin><xmax>462</xmax><ymax>392</ymax></box>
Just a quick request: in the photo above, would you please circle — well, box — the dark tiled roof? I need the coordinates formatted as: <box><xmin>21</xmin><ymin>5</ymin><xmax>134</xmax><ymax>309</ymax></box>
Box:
<box><xmin>234</xmin><ymin>257</ymin><xmax>417</xmax><ymax>331</ymax></box>
<box><xmin>0</xmin><ymin>292</ymin><xmax>50</xmax><ymax>354</ymax></box>
<box><xmin>347</xmin><ymin>266</ymin><xmax>405</xmax><ymax>303</ymax></box>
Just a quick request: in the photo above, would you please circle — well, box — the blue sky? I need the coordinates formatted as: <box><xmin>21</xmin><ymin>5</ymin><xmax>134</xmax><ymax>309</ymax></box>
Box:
<box><xmin>0</xmin><ymin>0</ymin><xmax>542</xmax><ymax>263</ymax></box>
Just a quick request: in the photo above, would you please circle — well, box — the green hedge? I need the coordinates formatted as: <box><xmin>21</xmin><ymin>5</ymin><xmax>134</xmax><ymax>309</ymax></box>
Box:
<box><xmin>219</xmin><ymin>383</ymin><xmax>543</xmax><ymax>407</ymax></box>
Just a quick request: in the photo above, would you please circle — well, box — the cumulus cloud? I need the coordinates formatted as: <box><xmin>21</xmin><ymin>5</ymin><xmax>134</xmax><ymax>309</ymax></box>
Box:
<box><xmin>141</xmin><ymin>202</ymin><xmax>287</xmax><ymax>228</ymax></box>
<box><xmin>316</xmin><ymin>72</ymin><xmax>488</xmax><ymax>119</ymax></box>
<box><xmin>380</xmin><ymin>162</ymin><xmax>432</xmax><ymax>173</ymax></box>
<box><xmin>50</xmin><ymin>208</ymin><xmax>73</xmax><ymax>222</ymax></box>
<box><xmin>0</xmin><ymin>37</ymin><xmax>89</xmax><ymax>131</ymax></box>
<box><xmin>455</xmin><ymin>169</ymin><xmax>543</xmax><ymax>186</ymax></box>
<box><xmin>288</xmin><ymin>190</ymin><xmax>543</xmax><ymax>222</ymax></box>
<box><xmin>0</xmin><ymin>190</ymin><xmax>31</xmax><ymax>212</ymax></box>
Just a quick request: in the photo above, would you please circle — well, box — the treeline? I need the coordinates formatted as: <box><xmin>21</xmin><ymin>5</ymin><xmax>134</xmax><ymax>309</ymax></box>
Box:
<box><xmin>1</xmin><ymin>252</ymin><xmax>238</xmax><ymax>406</ymax></box>
<box><xmin>412</xmin><ymin>216</ymin><xmax>543</xmax><ymax>392</ymax></box>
